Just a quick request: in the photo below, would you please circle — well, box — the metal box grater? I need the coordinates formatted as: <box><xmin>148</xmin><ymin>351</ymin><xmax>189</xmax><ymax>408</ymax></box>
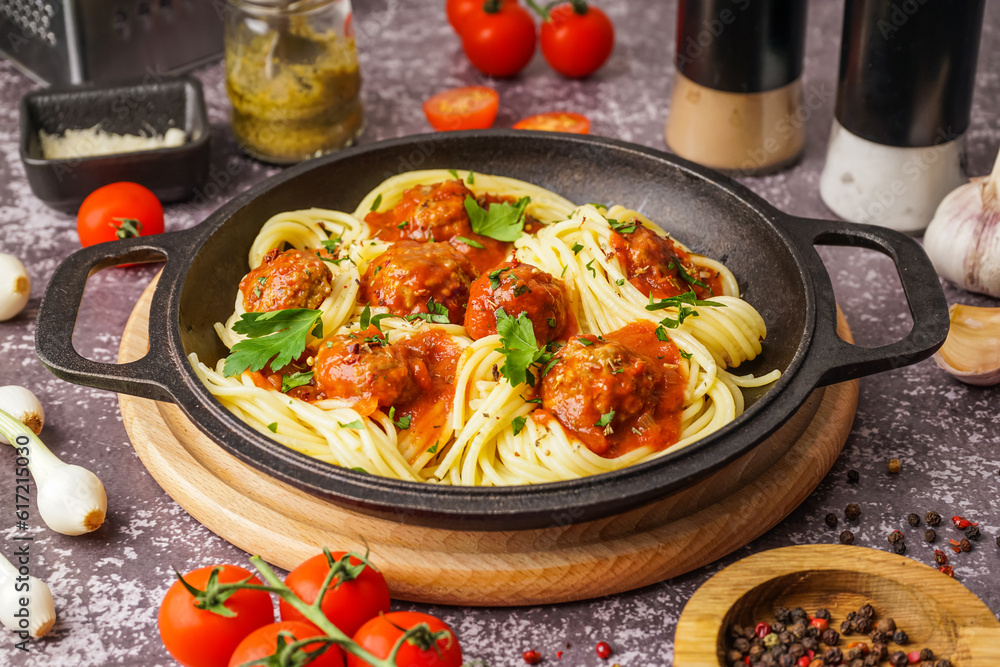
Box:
<box><xmin>0</xmin><ymin>0</ymin><xmax>224</xmax><ymax>85</ymax></box>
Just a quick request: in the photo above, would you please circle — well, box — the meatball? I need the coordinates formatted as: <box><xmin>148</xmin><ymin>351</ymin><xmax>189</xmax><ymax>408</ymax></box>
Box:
<box><xmin>540</xmin><ymin>336</ymin><xmax>656</xmax><ymax>455</ymax></box>
<box><xmin>240</xmin><ymin>248</ymin><xmax>332</xmax><ymax>312</ymax></box>
<box><xmin>464</xmin><ymin>261</ymin><xmax>570</xmax><ymax>343</ymax></box>
<box><xmin>609</xmin><ymin>224</ymin><xmax>717</xmax><ymax>299</ymax></box>
<box><xmin>362</xmin><ymin>240</ymin><xmax>478</xmax><ymax>324</ymax></box>
<box><xmin>366</xmin><ymin>179</ymin><xmax>475</xmax><ymax>243</ymax></box>
<box><xmin>313</xmin><ymin>335</ymin><xmax>418</xmax><ymax>414</ymax></box>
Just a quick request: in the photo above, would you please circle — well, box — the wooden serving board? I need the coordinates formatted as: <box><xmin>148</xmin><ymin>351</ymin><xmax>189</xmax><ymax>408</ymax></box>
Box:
<box><xmin>674</xmin><ymin>544</ymin><xmax>1000</xmax><ymax>666</ymax></box>
<box><xmin>117</xmin><ymin>275</ymin><xmax>859</xmax><ymax>606</ymax></box>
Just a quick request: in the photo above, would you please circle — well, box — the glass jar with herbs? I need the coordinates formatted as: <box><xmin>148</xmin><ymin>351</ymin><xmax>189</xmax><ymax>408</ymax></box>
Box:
<box><xmin>224</xmin><ymin>0</ymin><xmax>363</xmax><ymax>164</ymax></box>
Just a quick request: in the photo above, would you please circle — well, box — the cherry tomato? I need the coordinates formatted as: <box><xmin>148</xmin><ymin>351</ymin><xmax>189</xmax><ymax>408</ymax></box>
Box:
<box><xmin>228</xmin><ymin>621</ymin><xmax>345</xmax><ymax>667</ymax></box>
<box><xmin>461</xmin><ymin>1</ymin><xmax>537</xmax><ymax>78</ymax></box>
<box><xmin>347</xmin><ymin>612</ymin><xmax>462</xmax><ymax>667</ymax></box>
<box><xmin>158</xmin><ymin>565</ymin><xmax>274</xmax><ymax>667</ymax></box>
<box><xmin>540</xmin><ymin>2</ymin><xmax>615</xmax><ymax>78</ymax></box>
<box><xmin>77</xmin><ymin>182</ymin><xmax>164</xmax><ymax>248</ymax></box>
<box><xmin>447</xmin><ymin>0</ymin><xmax>515</xmax><ymax>34</ymax></box>
<box><xmin>423</xmin><ymin>86</ymin><xmax>500</xmax><ymax>131</ymax></box>
<box><xmin>513</xmin><ymin>112</ymin><xmax>591</xmax><ymax>134</ymax></box>
<box><xmin>279</xmin><ymin>552</ymin><xmax>391</xmax><ymax>639</ymax></box>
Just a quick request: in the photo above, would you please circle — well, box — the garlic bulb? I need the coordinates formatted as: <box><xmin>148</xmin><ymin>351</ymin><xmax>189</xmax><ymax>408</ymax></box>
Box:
<box><xmin>934</xmin><ymin>304</ymin><xmax>1000</xmax><ymax>386</ymax></box>
<box><xmin>0</xmin><ymin>386</ymin><xmax>45</xmax><ymax>445</ymax></box>
<box><xmin>924</xmin><ymin>148</ymin><xmax>1000</xmax><ymax>297</ymax></box>
<box><xmin>0</xmin><ymin>253</ymin><xmax>30</xmax><ymax>321</ymax></box>
<box><xmin>0</xmin><ymin>409</ymin><xmax>108</xmax><ymax>536</ymax></box>
<box><xmin>0</xmin><ymin>549</ymin><xmax>56</xmax><ymax>639</ymax></box>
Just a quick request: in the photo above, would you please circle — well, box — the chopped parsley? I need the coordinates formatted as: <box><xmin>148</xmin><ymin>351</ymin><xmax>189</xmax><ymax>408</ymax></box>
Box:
<box><xmin>616</xmin><ymin>278</ymin><xmax>626</xmax><ymax>286</ymax></box>
<box><xmin>609</xmin><ymin>218</ymin><xmax>637</xmax><ymax>234</ymax></box>
<box><xmin>266</xmin><ymin>422</ymin><xmax>278</xmax><ymax>433</ymax></box>
<box><xmin>456</xmin><ymin>235</ymin><xmax>484</xmax><ymax>249</ymax></box>
<box><xmin>644</xmin><ymin>290</ymin><xmax>723</xmax><ymax>312</ymax></box>
<box><xmin>321</xmin><ymin>238</ymin><xmax>340</xmax><ymax>252</ymax></box>
<box><xmin>512</xmin><ymin>416</ymin><xmax>527</xmax><ymax>436</ymax></box>
<box><xmin>495</xmin><ymin>308</ymin><xmax>552</xmax><ymax>387</ymax></box>
<box><xmin>224</xmin><ymin>309</ymin><xmax>324</xmax><ymax>377</ymax></box>
<box><xmin>595</xmin><ymin>410</ymin><xmax>615</xmax><ymax>428</ymax></box>
<box><xmin>655</xmin><ymin>325</ymin><xmax>670</xmax><ymax>341</ymax></box>
<box><xmin>405</xmin><ymin>297</ymin><xmax>451</xmax><ymax>324</ymax></box>
<box><xmin>577</xmin><ymin>338</ymin><xmax>594</xmax><ymax>346</ymax></box>
<box><xmin>680</xmin><ymin>350</ymin><xmax>693</xmax><ymax>360</ymax></box>
<box><xmin>547</xmin><ymin>318</ymin><xmax>556</xmax><ymax>328</ymax></box>
<box><xmin>448</xmin><ymin>169</ymin><xmax>460</xmax><ymax>180</ymax></box>
<box><xmin>488</xmin><ymin>267</ymin><xmax>508</xmax><ymax>290</ymax></box>
<box><xmin>370</xmin><ymin>193</ymin><xmax>383</xmax><ymax>211</ymax></box>
<box><xmin>338</xmin><ymin>419</ymin><xmax>365</xmax><ymax>430</ymax></box>
<box><xmin>281</xmin><ymin>371</ymin><xmax>313</xmax><ymax>393</ymax></box>
<box><xmin>397</xmin><ymin>220</ymin><xmax>409</xmax><ymax>229</ymax></box>
<box><xmin>351</xmin><ymin>467</ymin><xmax>367</xmax><ymax>474</ymax></box>
<box><xmin>560</xmin><ymin>265</ymin><xmax>568</xmax><ymax>278</ymax></box>
<box><xmin>585</xmin><ymin>259</ymin><xmax>597</xmax><ymax>277</ymax></box>
<box><xmin>388</xmin><ymin>406</ymin><xmax>411</xmax><ymax>430</ymax></box>
<box><xmin>257</xmin><ymin>276</ymin><xmax>267</xmax><ymax>285</ymax></box>
<box><xmin>465</xmin><ymin>195</ymin><xmax>530</xmax><ymax>242</ymax></box>
<box><xmin>427</xmin><ymin>442</ymin><xmax>439</xmax><ymax>454</ymax></box>
<box><xmin>466</xmin><ymin>171</ymin><xmax>475</xmax><ymax>184</ymax></box>
<box><xmin>571</xmin><ymin>242</ymin><xmax>584</xmax><ymax>254</ymax></box>
<box><xmin>512</xmin><ymin>284</ymin><xmax>530</xmax><ymax>297</ymax></box>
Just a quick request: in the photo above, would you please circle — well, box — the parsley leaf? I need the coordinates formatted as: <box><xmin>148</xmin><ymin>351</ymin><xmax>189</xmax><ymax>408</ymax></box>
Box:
<box><xmin>495</xmin><ymin>308</ymin><xmax>550</xmax><ymax>387</ymax></box>
<box><xmin>267</xmin><ymin>422</ymin><xmax>278</xmax><ymax>433</ymax></box>
<box><xmin>388</xmin><ymin>406</ymin><xmax>411</xmax><ymax>430</ymax></box>
<box><xmin>609</xmin><ymin>218</ymin><xmax>637</xmax><ymax>234</ymax></box>
<box><xmin>351</xmin><ymin>467</ymin><xmax>368</xmax><ymax>473</ymax></box>
<box><xmin>645</xmin><ymin>290</ymin><xmax>724</xmax><ymax>311</ymax></box>
<box><xmin>370</xmin><ymin>193</ymin><xmax>383</xmax><ymax>211</ymax></box>
<box><xmin>448</xmin><ymin>169</ymin><xmax>460</xmax><ymax>180</ymax></box>
<box><xmin>547</xmin><ymin>317</ymin><xmax>556</xmax><ymax>328</ymax></box>
<box><xmin>595</xmin><ymin>410</ymin><xmax>615</xmax><ymax>428</ymax></box>
<box><xmin>397</xmin><ymin>220</ymin><xmax>409</xmax><ymax>229</ymax></box>
<box><xmin>321</xmin><ymin>238</ymin><xmax>340</xmax><ymax>252</ymax></box>
<box><xmin>339</xmin><ymin>419</ymin><xmax>364</xmax><ymax>430</ymax></box>
<box><xmin>405</xmin><ymin>297</ymin><xmax>451</xmax><ymax>324</ymax></box>
<box><xmin>464</xmin><ymin>195</ymin><xmax>530</xmax><ymax>242</ymax></box>
<box><xmin>571</xmin><ymin>242</ymin><xmax>584</xmax><ymax>254</ymax></box>
<box><xmin>655</xmin><ymin>325</ymin><xmax>670</xmax><ymax>341</ymax></box>
<box><xmin>281</xmin><ymin>371</ymin><xmax>313</xmax><ymax>393</ymax></box>
<box><xmin>512</xmin><ymin>416</ymin><xmax>527</xmax><ymax>436</ymax></box>
<box><xmin>466</xmin><ymin>171</ymin><xmax>475</xmax><ymax>184</ymax></box>
<box><xmin>680</xmin><ymin>350</ymin><xmax>693</xmax><ymax>360</ymax></box>
<box><xmin>456</xmin><ymin>235</ymin><xmax>485</xmax><ymax>249</ymax></box>
<box><xmin>224</xmin><ymin>309</ymin><xmax>324</xmax><ymax>377</ymax></box>
<box><xmin>586</xmin><ymin>259</ymin><xmax>597</xmax><ymax>277</ymax></box>
<box><xmin>616</xmin><ymin>278</ymin><xmax>626</xmax><ymax>286</ymax></box>
<box><xmin>488</xmin><ymin>267</ymin><xmax>508</xmax><ymax>290</ymax></box>
<box><xmin>360</xmin><ymin>304</ymin><xmax>398</xmax><ymax>333</ymax></box>
<box><xmin>674</xmin><ymin>261</ymin><xmax>710</xmax><ymax>290</ymax></box>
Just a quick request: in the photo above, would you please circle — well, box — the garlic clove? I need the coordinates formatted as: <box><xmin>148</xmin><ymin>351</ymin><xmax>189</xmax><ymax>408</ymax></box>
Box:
<box><xmin>0</xmin><ymin>386</ymin><xmax>45</xmax><ymax>445</ymax></box>
<box><xmin>0</xmin><ymin>253</ymin><xmax>30</xmax><ymax>321</ymax></box>
<box><xmin>933</xmin><ymin>304</ymin><xmax>1000</xmax><ymax>386</ymax></box>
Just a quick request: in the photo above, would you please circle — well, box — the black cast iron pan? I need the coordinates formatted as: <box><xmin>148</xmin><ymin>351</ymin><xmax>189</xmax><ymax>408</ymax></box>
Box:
<box><xmin>34</xmin><ymin>132</ymin><xmax>950</xmax><ymax>531</ymax></box>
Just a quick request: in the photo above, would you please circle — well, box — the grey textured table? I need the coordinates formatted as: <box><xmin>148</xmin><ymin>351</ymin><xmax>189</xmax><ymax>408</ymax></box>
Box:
<box><xmin>2</xmin><ymin>1</ymin><xmax>999</xmax><ymax>665</ymax></box>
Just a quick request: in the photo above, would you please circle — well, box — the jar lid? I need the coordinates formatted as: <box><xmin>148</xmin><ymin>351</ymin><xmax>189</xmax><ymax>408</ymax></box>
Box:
<box><xmin>834</xmin><ymin>0</ymin><xmax>985</xmax><ymax>147</ymax></box>
<box><xmin>674</xmin><ymin>0</ymin><xmax>808</xmax><ymax>94</ymax></box>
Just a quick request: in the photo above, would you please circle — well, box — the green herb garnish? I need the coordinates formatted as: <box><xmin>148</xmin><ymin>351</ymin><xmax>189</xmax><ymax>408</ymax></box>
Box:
<box><xmin>464</xmin><ymin>195</ymin><xmax>530</xmax><ymax>242</ymax></box>
<box><xmin>512</xmin><ymin>416</ymin><xmax>527</xmax><ymax>436</ymax></box>
<box><xmin>224</xmin><ymin>309</ymin><xmax>324</xmax><ymax>377</ymax></box>
<box><xmin>281</xmin><ymin>371</ymin><xmax>313</xmax><ymax>393</ymax></box>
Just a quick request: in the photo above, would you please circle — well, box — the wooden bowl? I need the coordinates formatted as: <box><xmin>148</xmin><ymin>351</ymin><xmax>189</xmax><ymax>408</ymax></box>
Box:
<box><xmin>674</xmin><ymin>545</ymin><xmax>1000</xmax><ymax>666</ymax></box>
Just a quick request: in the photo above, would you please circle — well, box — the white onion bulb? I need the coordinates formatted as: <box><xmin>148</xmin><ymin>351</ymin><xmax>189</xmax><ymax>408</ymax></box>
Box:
<box><xmin>0</xmin><ymin>253</ymin><xmax>30</xmax><ymax>321</ymax></box>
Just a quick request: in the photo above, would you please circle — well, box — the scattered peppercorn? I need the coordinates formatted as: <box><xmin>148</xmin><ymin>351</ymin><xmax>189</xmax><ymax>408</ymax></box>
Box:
<box><xmin>775</xmin><ymin>607</ymin><xmax>793</xmax><ymax>624</ymax></box>
<box><xmin>870</xmin><ymin>641</ymin><xmax>888</xmax><ymax>660</ymax></box>
<box><xmin>965</xmin><ymin>524</ymin><xmax>981</xmax><ymax>541</ymax></box>
<box><xmin>887</xmin><ymin>458</ymin><xmax>901</xmax><ymax>474</ymax></box>
<box><xmin>934</xmin><ymin>660</ymin><xmax>952</xmax><ymax>667</ymax></box>
<box><xmin>840</xmin><ymin>530</ymin><xmax>855</xmax><ymax>545</ymax></box>
<box><xmin>925</xmin><ymin>511</ymin><xmax>941</xmax><ymax>526</ymax></box>
<box><xmin>858</xmin><ymin>604</ymin><xmax>875</xmax><ymax>619</ymax></box>
<box><xmin>791</xmin><ymin>608</ymin><xmax>808</xmax><ymax>621</ymax></box>
<box><xmin>893</xmin><ymin>629</ymin><xmax>908</xmax><ymax>644</ymax></box>
<box><xmin>934</xmin><ymin>549</ymin><xmax>949</xmax><ymax>565</ymax></box>
<box><xmin>824</xmin><ymin>646</ymin><xmax>843</xmax><ymax>664</ymax></box>
<box><xmin>735</xmin><ymin>637</ymin><xmax>750</xmax><ymax>653</ymax></box>
<box><xmin>924</xmin><ymin>529</ymin><xmax>936</xmax><ymax>543</ymax></box>
<box><xmin>893</xmin><ymin>541</ymin><xmax>907</xmax><ymax>555</ymax></box>
<box><xmin>959</xmin><ymin>538</ymin><xmax>971</xmax><ymax>552</ymax></box>
<box><xmin>825</xmin><ymin>513</ymin><xmax>839</xmax><ymax>529</ymax></box>
<box><xmin>801</xmin><ymin>636</ymin><xmax>818</xmax><ymax>652</ymax></box>
<box><xmin>595</xmin><ymin>642</ymin><xmax>612</xmax><ymax>659</ymax></box>
<box><xmin>821</xmin><ymin>628</ymin><xmax>839</xmax><ymax>646</ymax></box>
<box><xmin>845</xmin><ymin>503</ymin><xmax>862</xmax><ymax>521</ymax></box>
<box><xmin>889</xmin><ymin>650</ymin><xmax>908</xmax><ymax>667</ymax></box>
<box><xmin>888</xmin><ymin>530</ymin><xmax>905</xmax><ymax>546</ymax></box>
<box><xmin>847</xmin><ymin>469</ymin><xmax>860</xmax><ymax>484</ymax></box>
<box><xmin>765</xmin><ymin>633</ymin><xmax>781</xmax><ymax>649</ymax></box>
<box><xmin>907</xmin><ymin>513</ymin><xmax>921</xmax><ymax>527</ymax></box>
<box><xmin>920</xmin><ymin>648</ymin><xmax>934</xmax><ymax>660</ymax></box>
<box><xmin>870</xmin><ymin>630</ymin><xmax>889</xmax><ymax>645</ymax></box>
<box><xmin>876</xmin><ymin>618</ymin><xmax>895</xmax><ymax>634</ymax></box>
<box><xmin>854</xmin><ymin>617</ymin><xmax>872</xmax><ymax>634</ymax></box>
<box><xmin>523</xmin><ymin>650</ymin><xmax>542</xmax><ymax>665</ymax></box>
<box><xmin>814</xmin><ymin>609</ymin><xmax>831</xmax><ymax>620</ymax></box>
<box><xmin>756</xmin><ymin>622</ymin><xmax>773</xmax><ymax>638</ymax></box>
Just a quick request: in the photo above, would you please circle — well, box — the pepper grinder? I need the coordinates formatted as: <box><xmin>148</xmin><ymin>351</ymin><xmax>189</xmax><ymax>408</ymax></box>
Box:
<box><xmin>665</xmin><ymin>0</ymin><xmax>808</xmax><ymax>174</ymax></box>
<box><xmin>819</xmin><ymin>0</ymin><xmax>984</xmax><ymax>234</ymax></box>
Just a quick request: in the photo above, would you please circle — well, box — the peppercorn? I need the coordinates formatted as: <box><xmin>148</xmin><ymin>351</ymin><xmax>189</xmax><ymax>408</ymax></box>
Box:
<box><xmin>791</xmin><ymin>607</ymin><xmax>808</xmax><ymax>621</ymax></box>
<box><xmin>824</xmin><ymin>513</ymin><xmax>838</xmax><ymax>529</ymax></box>
<box><xmin>849</xmin><ymin>661</ymin><xmax>864</xmax><ymax>667</ymax></box>
<box><xmin>840</xmin><ymin>530</ymin><xmax>855</xmax><ymax>545</ymax></box>
<box><xmin>788</xmin><ymin>643</ymin><xmax>805</xmax><ymax>659</ymax></box>
<box><xmin>965</xmin><ymin>525</ymin><xmax>981</xmax><ymax>541</ymax></box>
<box><xmin>772</xmin><ymin>644</ymin><xmax>788</xmax><ymax>657</ymax></box>
<box><xmin>863</xmin><ymin>656</ymin><xmax>879</xmax><ymax>667</ymax></box>
<box><xmin>854</xmin><ymin>617</ymin><xmax>872</xmax><ymax>634</ymax></box>
<box><xmin>870</xmin><ymin>630</ymin><xmax>889</xmax><ymax>645</ymax></box>
<box><xmin>821</xmin><ymin>628</ymin><xmax>840</xmax><ymax>646</ymax></box>
<box><xmin>857</xmin><ymin>604</ymin><xmax>875</xmax><ymax>618</ymax></box>
<box><xmin>934</xmin><ymin>549</ymin><xmax>948</xmax><ymax>565</ymax></box>
<box><xmin>804</xmin><ymin>625</ymin><xmax>820</xmax><ymax>639</ymax></box>
<box><xmin>889</xmin><ymin>650</ymin><xmax>908</xmax><ymax>667</ymax></box>
<box><xmin>745</xmin><ymin>625</ymin><xmax>758</xmax><ymax>639</ymax></box>
<box><xmin>790</xmin><ymin>621</ymin><xmax>806</xmax><ymax>640</ymax></box>
<box><xmin>888</xmin><ymin>530</ymin><xmax>905</xmax><ymax>546</ymax></box>
<box><xmin>595</xmin><ymin>641</ymin><xmax>612</xmax><ymax>659</ymax></box>
<box><xmin>870</xmin><ymin>642</ymin><xmax>888</xmax><ymax>660</ymax></box>
<box><xmin>893</xmin><ymin>630</ymin><xmax>908</xmax><ymax>645</ymax></box>
<box><xmin>887</xmin><ymin>458</ymin><xmax>901</xmax><ymax>474</ymax></box>
<box><xmin>845</xmin><ymin>503</ymin><xmax>862</xmax><ymax>521</ymax></box>
<box><xmin>779</xmin><ymin>655</ymin><xmax>796</xmax><ymax>667</ymax></box>
<box><xmin>764</xmin><ymin>633</ymin><xmax>781</xmax><ymax>649</ymax></box>
<box><xmin>808</xmin><ymin>660</ymin><xmax>824</xmax><ymax>667</ymax></box>
<box><xmin>925</xmin><ymin>511</ymin><xmax>941</xmax><ymax>526</ymax></box>
<box><xmin>847</xmin><ymin>469</ymin><xmax>860</xmax><ymax>484</ymax></box>
<box><xmin>729</xmin><ymin>624</ymin><xmax>746</xmax><ymax>639</ymax></box>
<box><xmin>840</xmin><ymin>620</ymin><xmax>853</xmax><ymax>634</ymax></box>
<box><xmin>810</xmin><ymin>618</ymin><xmax>828</xmax><ymax>632</ymax></box>
<box><xmin>813</xmin><ymin>609</ymin><xmax>831</xmax><ymax>621</ymax></box>
<box><xmin>925</xmin><ymin>529</ymin><xmax>937</xmax><ymax>543</ymax></box>
<box><xmin>726</xmin><ymin>649</ymin><xmax>743</xmax><ymax>663</ymax></box>
<box><xmin>756</xmin><ymin>622</ymin><xmax>773</xmax><ymax>638</ymax></box>
<box><xmin>920</xmin><ymin>648</ymin><xmax>934</xmax><ymax>660</ymax></box>
<box><xmin>876</xmin><ymin>618</ymin><xmax>896</xmax><ymax>634</ymax></box>
<box><xmin>735</xmin><ymin>637</ymin><xmax>751</xmax><ymax>653</ymax></box>
<box><xmin>802</xmin><ymin>636</ymin><xmax>818</xmax><ymax>652</ymax></box>
<box><xmin>824</xmin><ymin>647</ymin><xmax>843</xmax><ymax>665</ymax></box>
<box><xmin>959</xmin><ymin>538</ymin><xmax>971</xmax><ymax>552</ymax></box>
<box><xmin>893</xmin><ymin>541</ymin><xmax>907</xmax><ymax>555</ymax></box>
<box><xmin>907</xmin><ymin>513</ymin><xmax>921</xmax><ymax>527</ymax></box>
<box><xmin>760</xmin><ymin>654</ymin><xmax>777</xmax><ymax>667</ymax></box>
<box><xmin>934</xmin><ymin>660</ymin><xmax>952</xmax><ymax>667</ymax></box>
<box><xmin>775</xmin><ymin>607</ymin><xmax>793</xmax><ymax>623</ymax></box>
<box><xmin>522</xmin><ymin>650</ymin><xmax>542</xmax><ymax>665</ymax></box>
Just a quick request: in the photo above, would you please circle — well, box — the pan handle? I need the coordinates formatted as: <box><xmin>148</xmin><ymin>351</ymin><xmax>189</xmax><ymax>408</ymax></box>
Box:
<box><xmin>34</xmin><ymin>231</ymin><xmax>196</xmax><ymax>403</ymax></box>
<box><xmin>777</xmin><ymin>216</ymin><xmax>950</xmax><ymax>387</ymax></box>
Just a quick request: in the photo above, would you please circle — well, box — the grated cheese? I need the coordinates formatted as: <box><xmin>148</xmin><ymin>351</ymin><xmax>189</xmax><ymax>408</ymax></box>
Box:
<box><xmin>39</xmin><ymin>125</ymin><xmax>187</xmax><ymax>160</ymax></box>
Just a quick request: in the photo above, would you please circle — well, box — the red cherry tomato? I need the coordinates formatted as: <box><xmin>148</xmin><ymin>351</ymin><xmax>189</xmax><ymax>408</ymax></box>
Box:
<box><xmin>347</xmin><ymin>612</ymin><xmax>462</xmax><ymax>667</ymax></box>
<box><xmin>447</xmin><ymin>0</ymin><xmax>516</xmax><ymax>34</ymax></box>
<box><xmin>513</xmin><ymin>112</ymin><xmax>591</xmax><ymax>134</ymax></box>
<box><xmin>279</xmin><ymin>552</ymin><xmax>391</xmax><ymax>639</ymax></box>
<box><xmin>461</xmin><ymin>1</ymin><xmax>537</xmax><ymax>78</ymax></box>
<box><xmin>540</xmin><ymin>2</ymin><xmax>615</xmax><ymax>78</ymax></box>
<box><xmin>228</xmin><ymin>621</ymin><xmax>345</xmax><ymax>667</ymax></box>
<box><xmin>77</xmin><ymin>181</ymin><xmax>164</xmax><ymax>248</ymax></box>
<box><xmin>423</xmin><ymin>86</ymin><xmax>500</xmax><ymax>131</ymax></box>
<box><xmin>158</xmin><ymin>565</ymin><xmax>274</xmax><ymax>667</ymax></box>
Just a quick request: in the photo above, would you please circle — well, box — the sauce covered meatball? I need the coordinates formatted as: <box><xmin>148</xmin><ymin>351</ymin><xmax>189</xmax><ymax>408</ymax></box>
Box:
<box><xmin>365</xmin><ymin>180</ymin><xmax>475</xmax><ymax>243</ymax></box>
<box><xmin>362</xmin><ymin>240</ymin><xmax>478</xmax><ymax>324</ymax></box>
<box><xmin>464</xmin><ymin>261</ymin><xmax>571</xmax><ymax>343</ymax></box>
<box><xmin>609</xmin><ymin>223</ymin><xmax>722</xmax><ymax>299</ymax></box>
<box><xmin>539</xmin><ymin>321</ymin><xmax>686</xmax><ymax>457</ymax></box>
<box><xmin>240</xmin><ymin>248</ymin><xmax>332</xmax><ymax>312</ymax></box>
<box><xmin>313</xmin><ymin>334</ymin><xmax>418</xmax><ymax>415</ymax></box>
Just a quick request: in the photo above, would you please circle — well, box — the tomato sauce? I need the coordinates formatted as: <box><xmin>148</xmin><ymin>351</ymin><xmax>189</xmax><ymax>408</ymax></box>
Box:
<box><xmin>609</xmin><ymin>225</ymin><xmax>723</xmax><ymax>300</ymax></box>
<box><xmin>537</xmin><ymin>320</ymin><xmax>686</xmax><ymax>458</ymax></box>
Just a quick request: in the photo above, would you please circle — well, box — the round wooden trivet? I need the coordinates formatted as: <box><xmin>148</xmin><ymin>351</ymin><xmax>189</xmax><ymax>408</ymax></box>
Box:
<box><xmin>117</xmin><ymin>275</ymin><xmax>858</xmax><ymax>606</ymax></box>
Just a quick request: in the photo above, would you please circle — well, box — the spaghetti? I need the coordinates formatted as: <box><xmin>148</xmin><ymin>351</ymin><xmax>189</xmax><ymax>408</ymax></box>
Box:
<box><xmin>190</xmin><ymin>170</ymin><xmax>780</xmax><ymax>486</ymax></box>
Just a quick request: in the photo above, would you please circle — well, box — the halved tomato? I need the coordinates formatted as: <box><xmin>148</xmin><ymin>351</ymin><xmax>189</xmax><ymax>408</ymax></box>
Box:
<box><xmin>423</xmin><ymin>86</ymin><xmax>500</xmax><ymax>131</ymax></box>
<box><xmin>513</xmin><ymin>112</ymin><xmax>591</xmax><ymax>134</ymax></box>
